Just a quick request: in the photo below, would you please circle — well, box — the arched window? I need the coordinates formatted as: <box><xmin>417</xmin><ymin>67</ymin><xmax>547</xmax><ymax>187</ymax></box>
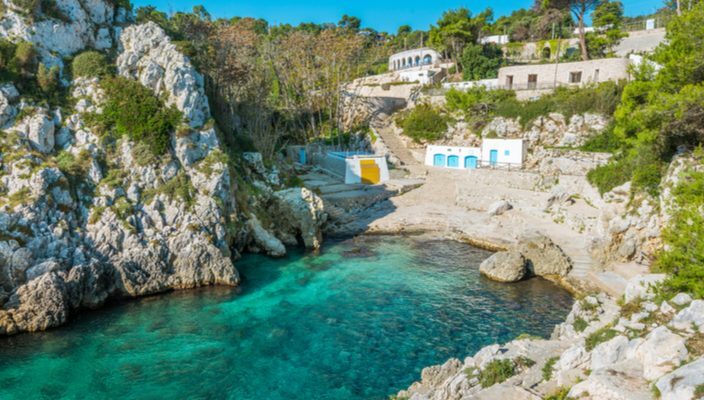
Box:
<box><xmin>414</xmin><ymin>56</ymin><xmax>420</xmax><ymax>66</ymax></box>
<box><xmin>408</xmin><ymin>57</ymin><xmax>413</xmax><ymax>67</ymax></box>
<box><xmin>423</xmin><ymin>54</ymin><xmax>432</xmax><ymax>65</ymax></box>
<box><xmin>542</xmin><ymin>47</ymin><xmax>551</xmax><ymax>60</ymax></box>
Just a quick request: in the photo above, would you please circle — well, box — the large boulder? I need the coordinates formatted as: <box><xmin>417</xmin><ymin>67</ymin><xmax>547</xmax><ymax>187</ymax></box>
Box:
<box><xmin>1</xmin><ymin>272</ymin><xmax>69</xmax><ymax>333</ymax></box>
<box><xmin>479</xmin><ymin>250</ymin><xmax>527</xmax><ymax>283</ymax></box>
<box><xmin>247</xmin><ymin>215</ymin><xmax>286</xmax><ymax>257</ymax></box>
<box><xmin>624</xmin><ymin>274</ymin><xmax>667</xmax><ymax>303</ymax></box>
<box><xmin>514</xmin><ymin>231</ymin><xmax>572</xmax><ymax>277</ymax></box>
<box><xmin>25</xmin><ymin>113</ymin><xmax>55</xmax><ymax>154</ymax></box>
<box><xmin>634</xmin><ymin>326</ymin><xmax>688</xmax><ymax>380</ymax></box>
<box><xmin>655</xmin><ymin>358</ymin><xmax>704</xmax><ymax>400</ymax></box>
<box><xmin>669</xmin><ymin>300</ymin><xmax>704</xmax><ymax>332</ymax></box>
<box><xmin>271</xmin><ymin>188</ymin><xmax>327</xmax><ymax>250</ymax></box>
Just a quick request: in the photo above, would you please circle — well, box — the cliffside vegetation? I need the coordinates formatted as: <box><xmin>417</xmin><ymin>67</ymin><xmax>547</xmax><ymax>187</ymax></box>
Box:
<box><xmin>584</xmin><ymin>4</ymin><xmax>704</xmax><ymax>297</ymax></box>
<box><xmin>442</xmin><ymin>81</ymin><xmax>623</xmax><ymax>130</ymax></box>
<box><xmin>87</xmin><ymin>77</ymin><xmax>183</xmax><ymax>156</ymax></box>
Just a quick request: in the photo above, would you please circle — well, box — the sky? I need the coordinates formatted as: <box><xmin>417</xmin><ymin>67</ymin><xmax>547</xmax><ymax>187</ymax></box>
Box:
<box><xmin>131</xmin><ymin>0</ymin><xmax>667</xmax><ymax>33</ymax></box>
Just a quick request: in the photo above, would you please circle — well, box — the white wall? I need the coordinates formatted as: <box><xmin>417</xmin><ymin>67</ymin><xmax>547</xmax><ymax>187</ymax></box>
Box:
<box><xmin>442</xmin><ymin>79</ymin><xmax>499</xmax><ymax>91</ymax></box>
<box><xmin>425</xmin><ymin>145</ymin><xmax>482</xmax><ymax>168</ymax></box>
<box><xmin>497</xmin><ymin>58</ymin><xmax>630</xmax><ymax>90</ymax></box>
<box><xmin>481</xmin><ymin>139</ymin><xmax>525</xmax><ymax>166</ymax></box>
<box><xmin>480</xmin><ymin>35</ymin><xmax>509</xmax><ymax>45</ymax></box>
<box><xmin>399</xmin><ymin>69</ymin><xmax>438</xmax><ymax>85</ymax></box>
<box><xmin>345</xmin><ymin>156</ymin><xmax>390</xmax><ymax>184</ymax></box>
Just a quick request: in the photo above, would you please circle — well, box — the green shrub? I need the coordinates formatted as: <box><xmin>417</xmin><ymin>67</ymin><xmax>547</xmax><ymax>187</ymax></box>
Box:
<box><xmin>572</xmin><ymin>317</ymin><xmax>588</xmax><ymax>332</ymax></box>
<box><xmin>585</xmin><ymin>325</ymin><xmax>619</xmax><ymax>351</ymax></box>
<box><xmin>143</xmin><ymin>172</ymin><xmax>195</xmax><ymax>208</ymax></box>
<box><xmin>397</xmin><ymin>103</ymin><xmax>448</xmax><ymax>143</ymax></box>
<box><xmin>587</xmin><ymin>159</ymin><xmax>632</xmax><ymax>195</ymax></box>
<box><xmin>581</xmin><ymin>125</ymin><xmax>623</xmax><ymax>153</ymax></box>
<box><xmin>543</xmin><ymin>387</ymin><xmax>570</xmax><ymax>400</ymax></box>
<box><xmin>478</xmin><ymin>359</ymin><xmax>515</xmax><ymax>388</ymax></box>
<box><xmin>39</xmin><ymin>0</ymin><xmax>70</xmax><ymax>22</ymax></box>
<box><xmin>90</xmin><ymin>77</ymin><xmax>182</xmax><ymax>156</ymax></box>
<box><xmin>71</xmin><ymin>51</ymin><xmax>113</xmax><ymax>79</ymax></box>
<box><xmin>542</xmin><ymin>357</ymin><xmax>558</xmax><ymax>381</ymax></box>
<box><xmin>12</xmin><ymin>41</ymin><xmax>37</xmax><ymax>77</ymax></box>
<box><xmin>37</xmin><ymin>63</ymin><xmax>59</xmax><ymax>94</ymax></box>
<box><xmin>655</xmin><ymin>168</ymin><xmax>704</xmax><ymax>299</ymax></box>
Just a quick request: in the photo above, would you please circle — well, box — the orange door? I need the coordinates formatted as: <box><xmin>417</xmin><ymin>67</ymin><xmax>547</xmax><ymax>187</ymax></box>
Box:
<box><xmin>359</xmin><ymin>159</ymin><xmax>380</xmax><ymax>184</ymax></box>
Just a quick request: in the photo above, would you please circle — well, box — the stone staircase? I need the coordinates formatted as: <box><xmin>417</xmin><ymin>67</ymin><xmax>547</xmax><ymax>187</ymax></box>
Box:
<box><xmin>371</xmin><ymin>114</ymin><xmax>419</xmax><ymax>167</ymax></box>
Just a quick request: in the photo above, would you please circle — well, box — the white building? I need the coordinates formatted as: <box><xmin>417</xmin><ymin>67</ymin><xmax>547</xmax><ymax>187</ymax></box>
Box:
<box><xmin>479</xmin><ymin>35</ymin><xmax>509</xmax><ymax>46</ymax></box>
<box><xmin>389</xmin><ymin>48</ymin><xmax>441</xmax><ymax>71</ymax></box>
<box><xmin>344</xmin><ymin>155</ymin><xmax>390</xmax><ymax>185</ymax></box>
<box><xmin>425</xmin><ymin>139</ymin><xmax>526</xmax><ymax>170</ymax></box>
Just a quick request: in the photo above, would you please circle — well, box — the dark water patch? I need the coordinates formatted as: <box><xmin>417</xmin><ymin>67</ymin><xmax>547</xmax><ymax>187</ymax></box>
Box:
<box><xmin>0</xmin><ymin>236</ymin><xmax>572</xmax><ymax>400</ymax></box>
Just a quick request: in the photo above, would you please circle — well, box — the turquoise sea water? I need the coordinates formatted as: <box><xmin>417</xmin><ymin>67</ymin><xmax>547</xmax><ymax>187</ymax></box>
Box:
<box><xmin>0</xmin><ymin>236</ymin><xmax>573</xmax><ymax>400</ymax></box>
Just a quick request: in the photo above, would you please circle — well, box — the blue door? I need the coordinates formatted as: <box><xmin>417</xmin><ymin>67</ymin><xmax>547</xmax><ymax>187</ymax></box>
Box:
<box><xmin>447</xmin><ymin>155</ymin><xmax>459</xmax><ymax>168</ymax></box>
<box><xmin>489</xmin><ymin>150</ymin><xmax>498</xmax><ymax>166</ymax></box>
<box><xmin>299</xmin><ymin>148</ymin><xmax>307</xmax><ymax>164</ymax></box>
<box><xmin>433</xmin><ymin>154</ymin><xmax>446</xmax><ymax>167</ymax></box>
<box><xmin>464</xmin><ymin>156</ymin><xmax>478</xmax><ymax>169</ymax></box>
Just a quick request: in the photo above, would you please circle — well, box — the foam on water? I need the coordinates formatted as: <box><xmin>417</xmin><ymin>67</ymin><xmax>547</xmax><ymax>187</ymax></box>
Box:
<box><xmin>0</xmin><ymin>236</ymin><xmax>573</xmax><ymax>399</ymax></box>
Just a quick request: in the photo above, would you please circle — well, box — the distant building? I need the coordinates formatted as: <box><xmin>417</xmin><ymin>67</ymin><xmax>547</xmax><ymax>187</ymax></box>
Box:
<box><xmin>497</xmin><ymin>58</ymin><xmax>630</xmax><ymax>92</ymax></box>
<box><xmin>425</xmin><ymin>139</ymin><xmax>526</xmax><ymax>170</ymax></box>
<box><xmin>479</xmin><ymin>35</ymin><xmax>509</xmax><ymax>46</ymax></box>
<box><xmin>388</xmin><ymin>48</ymin><xmax>441</xmax><ymax>71</ymax></box>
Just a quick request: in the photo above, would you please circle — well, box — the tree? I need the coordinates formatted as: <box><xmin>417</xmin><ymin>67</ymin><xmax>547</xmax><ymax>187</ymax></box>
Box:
<box><xmin>428</xmin><ymin>7</ymin><xmax>492</xmax><ymax>72</ymax></box>
<box><xmin>586</xmin><ymin>0</ymin><xmax>627</xmax><ymax>57</ymax></box>
<box><xmin>397</xmin><ymin>25</ymin><xmax>412</xmax><ymax>36</ymax></box>
<box><xmin>539</xmin><ymin>0</ymin><xmax>603</xmax><ymax>60</ymax></box>
<box><xmin>338</xmin><ymin>14</ymin><xmax>361</xmax><ymax>32</ymax></box>
<box><xmin>460</xmin><ymin>43</ymin><xmax>504</xmax><ymax>80</ymax></box>
<box><xmin>37</xmin><ymin>63</ymin><xmax>59</xmax><ymax>94</ymax></box>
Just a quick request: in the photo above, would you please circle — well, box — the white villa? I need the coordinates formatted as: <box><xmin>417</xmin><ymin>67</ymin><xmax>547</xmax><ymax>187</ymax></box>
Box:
<box><xmin>425</xmin><ymin>139</ymin><xmax>526</xmax><ymax>170</ymax></box>
<box><xmin>389</xmin><ymin>48</ymin><xmax>441</xmax><ymax>71</ymax></box>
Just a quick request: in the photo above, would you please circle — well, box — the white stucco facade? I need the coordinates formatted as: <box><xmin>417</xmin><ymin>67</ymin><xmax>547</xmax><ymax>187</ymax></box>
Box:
<box><xmin>425</xmin><ymin>140</ymin><xmax>526</xmax><ymax>169</ymax></box>
<box><xmin>481</xmin><ymin>139</ymin><xmax>526</xmax><ymax>166</ymax></box>
<box><xmin>389</xmin><ymin>48</ymin><xmax>441</xmax><ymax>71</ymax></box>
<box><xmin>497</xmin><ymin>58</ymin><xmax>631</xmax><ymax>91</ymax></box>
<box><xmin>344</xmin><ymin>155</ymin><xmax>390</xmax><ymax>184</ymax></box>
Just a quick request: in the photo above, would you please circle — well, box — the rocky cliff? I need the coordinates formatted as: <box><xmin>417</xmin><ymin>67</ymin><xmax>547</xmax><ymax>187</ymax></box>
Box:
<box><xmin>397</xmin><ymin>276</ymin><xmax>704</xmax><ymax>400</ymax></box>
<box><xmin>0</xmin><ymin>3</ymin><xmax>326</xmax><ymax>335</ymax></box>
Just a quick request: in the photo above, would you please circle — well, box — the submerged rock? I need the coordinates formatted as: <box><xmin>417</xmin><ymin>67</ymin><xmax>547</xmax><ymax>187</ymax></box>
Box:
<box><xmin>479</xmin><ymin>251</ymin><xmax>527</xmax><ymax>282</ymax></box>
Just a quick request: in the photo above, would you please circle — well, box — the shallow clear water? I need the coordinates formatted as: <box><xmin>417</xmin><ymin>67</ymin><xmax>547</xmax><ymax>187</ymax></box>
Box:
<box><xmin>0</xmin><ymin>236</ymin><xmax>573</xmax><ymax>400</ymax></box>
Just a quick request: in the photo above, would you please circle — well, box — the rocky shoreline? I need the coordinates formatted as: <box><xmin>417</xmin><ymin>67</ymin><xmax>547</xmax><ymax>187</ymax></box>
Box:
<box><xmin>395</xmin><ymin>279</ymin><xmax>704</xmax><ymax>400</ymax></box>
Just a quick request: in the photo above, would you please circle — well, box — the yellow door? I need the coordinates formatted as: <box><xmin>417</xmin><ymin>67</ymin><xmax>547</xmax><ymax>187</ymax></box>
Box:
<box><xmin>359</xmin><ymin>159</ymin><xmax>380</xmax><ymax>184</ymax></box>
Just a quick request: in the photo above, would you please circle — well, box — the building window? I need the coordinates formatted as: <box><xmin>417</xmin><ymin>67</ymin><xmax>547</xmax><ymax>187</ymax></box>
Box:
<box><xmin>594</xmin><ymin>69</ymin><xmax>600</xmax><ymax>82</ymax></box>
<box><xmin>505</xmin><ymin>75</ymin><xmax>513</xmax><ymax>90</ymax></box>
<box><xmin>527</xmin><ymin>74</ymin><xmax>538</xmax><ymax>90</ymax></box>
<box><xmin>569</xmin><ymin>71</ymin><xmax>582</xmax><ymax>84</ymax></box>
<box><xmin>504</xmin><ymin>150</ymin><xmax>510</xmax><ymax>156</ymax></box>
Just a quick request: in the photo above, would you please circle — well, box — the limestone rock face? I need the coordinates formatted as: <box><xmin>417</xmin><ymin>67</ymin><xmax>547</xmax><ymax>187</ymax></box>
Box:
<box><xmin>670</xmin><ymin>300</ymin><xmax>704</xmax><ymax>333</ymax></box>
<box><xmin>271</xmin><ymin>188</ymin><xmax>327</xmax><ymax>250</ymax></box>
<box><xmin>479</xmin><ymin>251</ymin><xmax>527</xmax><ymax>283</ymax></box>
<box><xmin>655</xmin><ymin>358</ymin><xmax>704</xmax><ymax>400</ymax></box>
<box><xmin>117</xmin><ymin>22</ymin><xmax>210</xmax><ymax>128</ymax></box>
<box><xmin>515</xmin><ymin>231</ymin><xmax>572</xmax><ymax>277</ymax></box>
<box><xmin>4</xmin><ymin>272</ymin><xmax>68</xmax><ymax>333</ymax></box>
<box><xmin>0</xmin><ymin>0</ymin><xmax>124</xmax><ymax>67</ymax></box>
<box><xmin>247</xmin><ymin>216</ymin><xmax>286</xmax><ymax>257</ymax></box>
<box><xmin>25</xmin><ymin>113</ymin><xmax>55</xmax><ymax>154</ymax></box>
<box><xmin>624</xmin><ymin>274</ymin><xmax>667</xmax><ymax>303</ymax></box>
<box><xmin>635</xmin><ymin>326</ymin><xmax>688</xmax><ymax>380</ymax></box>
